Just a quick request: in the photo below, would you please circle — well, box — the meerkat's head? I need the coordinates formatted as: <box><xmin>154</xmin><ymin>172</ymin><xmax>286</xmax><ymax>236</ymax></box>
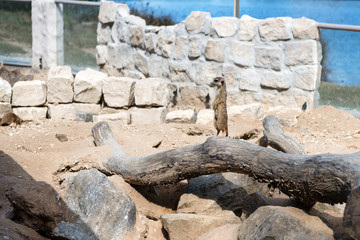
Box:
<box><xmin>209</xmin><ymin>77</ymin><xmax>225</xmax><ymax>88</ymax></box>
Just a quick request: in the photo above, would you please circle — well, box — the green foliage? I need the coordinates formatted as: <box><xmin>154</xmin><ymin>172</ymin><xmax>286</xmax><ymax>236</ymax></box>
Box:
<box><xmin>318</xmin><ymin>82</ymin><xmax>360</xmax><ymax>109</ymax></box>
<box><xmin>0</xmin><ymin>2</ymin><xmax>31</xmax><ymax>11</ymax></box>
<box><xmin>129</xmin><ymin>2</ymin><xmax>175</xmax><ymax>26</ymax></box>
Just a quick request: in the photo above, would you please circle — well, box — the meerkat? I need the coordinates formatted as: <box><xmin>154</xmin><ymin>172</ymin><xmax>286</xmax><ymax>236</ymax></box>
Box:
<box><xmin>0</xmin><ymin>112</ymin><xmax>22</xmax><ymax>126</ymax></box>
<box><xmin>209</xmin><ymin>76</ymin><xmax>228</xmax><ymax>137</ymax></box>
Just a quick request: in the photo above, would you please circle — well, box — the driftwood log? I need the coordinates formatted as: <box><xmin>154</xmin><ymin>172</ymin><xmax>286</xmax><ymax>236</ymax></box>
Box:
<box><xmin>92</xmin><ymin>121</ymin><xmax>360</xmax><ymax>238</ymax></box>
<box><xmin>257</xmin><ymin>115</ymin><xmax>307</xmax><ymax>155</ymax></box>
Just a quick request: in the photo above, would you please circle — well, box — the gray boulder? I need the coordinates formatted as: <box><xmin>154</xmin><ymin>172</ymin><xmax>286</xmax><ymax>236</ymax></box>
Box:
<box><xmin>54</xmin><ymin>169</ymin><xmax>136</xmax><ymax>240</ymax></box>
<box><xmin>178</xmin><ymin>173</ymin><xmax>269</xmax><ymax>217</ymax></box>
<box><xmin>238</xmin><ymin>206</ymin><xmax>334</xmax><ymax>240</ymax></box>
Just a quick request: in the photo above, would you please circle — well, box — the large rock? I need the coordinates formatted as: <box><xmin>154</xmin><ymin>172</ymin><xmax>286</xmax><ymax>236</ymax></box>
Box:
<box><xmin>74</xmin><ymin>68</ymin><xmax>107</xmax><ymax>104</ymax></box>
<box><xmin>5</xmin><ymin>180</ymin><xmax>75</xmax><ymax>238</ymax></box>
<box><xmin>0</xmin><ymin>77</ymin><xmax>11</xmax><ymax>103</ymax></box>
<box><xmin>239</xmin><ymin>68</ymin><xmax>261</xmax><ymax>92</ymax></box>
<box><xmin>12</xmin><ymin>107</ymin><xmax>48</xmax><ymax>121</ymax></box>
<box><xmin>161</xmin><ymin>213</ymin><xmax>240</xmax><ymax>240</ymax></box>
<box><xmin>197</xmin><ymin>224</ymin><xmax>240</xmax><ymax>240</ymax></box>
<box><xmin>185</xmin><ymin>11</ymin><xmax>211</xmax><ymax>34</ymax></box>
<box><xmin>178</xmin><ymin>173</ymin><xmax>269</xmax><ymax>217</ymax></box>
<box><xmin>134</xmin><ymin>78</ymin><xmax>170</xmax><ymax>107</ymax></box>
<box><xmin>102</xmin><ymin>76</ymin><xmax>136</xmax><ymax>108</ymax></box>
<box><xmin>130</xmin><ymin>107</ymin><xmax>167</xmax><ymax>125</ymax></box>
<box><xmin>48</xmin><ymin>103</ymin><xmax>100</xmax><ymax>121</ymax></box>
<box><xmin>238</xmin><ymin>206</ymin><xmax>334</xmax><ymax>240</ymax></box>
<box><xmin>55</xmin><ymin>169</ymin><xmax>136</xmax><ymax>240</ymax></box>
<box><xmin>12</xmin><ymin>80</ymin><xmax>47</xmax><ymax>107</ymax></box>
<box><xmin>0</xmin><ymin>219</ymin><xmax>49</xmax><ymax>240</ymax></box>
<box><xmin>47</xmin><ymin>65</ymin><xmax>74</xmax><ymax>103</ymax></box>
<box><xmin>261</xmin><ymin>69</ymin><xmax>292</xmax><ymax>90</ymax></box>
<box><xmin>165</xmin><ymin>109</ymin><xmax>196</xmax><ymax>123</ymax></box>
<box><xmin>212</xmin><ymin>17</ymin><xmax>238</xmax><ymax>37</ymax></box>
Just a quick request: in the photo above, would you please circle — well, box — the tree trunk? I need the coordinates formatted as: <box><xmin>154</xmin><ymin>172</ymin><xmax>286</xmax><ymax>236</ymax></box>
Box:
<box><xmin>257</xmin><ymin>115</ymin><xmax>307</xmax><ymax>155</ymax></box>
<box><xmin>92</xmin><ymin>121</ymin><xmax>360</xmax><ymax>207</ymax></box>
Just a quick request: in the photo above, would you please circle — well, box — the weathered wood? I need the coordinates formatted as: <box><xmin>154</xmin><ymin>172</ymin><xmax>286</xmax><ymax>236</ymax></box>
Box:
<box><xmin>257</xmin><ymin>115</ymin><xmax>306</xmax><ymax>155</ymax></box>
<box><xmin>92</xmin><ymin>121</ymin><xmax>360</xmax><ymax>206</ymax></box>
<box><xmin>343</xmin><ymin>184</ymin><xmax>360</xmax><ymax>239</ymax></box>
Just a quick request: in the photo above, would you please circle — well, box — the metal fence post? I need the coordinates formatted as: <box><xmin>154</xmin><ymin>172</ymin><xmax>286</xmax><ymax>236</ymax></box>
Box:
<box><xmin>233</xmin><ymin>0</ymin><xmax>239</xmax><ymax>18</ymax></box>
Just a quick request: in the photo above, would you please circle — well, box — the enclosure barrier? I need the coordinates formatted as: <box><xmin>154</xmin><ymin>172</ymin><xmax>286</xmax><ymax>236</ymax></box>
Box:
<box><xmin>1</xmin><ymin>0</ymin><xmax>360</xmax><ymax>69</ymax></box>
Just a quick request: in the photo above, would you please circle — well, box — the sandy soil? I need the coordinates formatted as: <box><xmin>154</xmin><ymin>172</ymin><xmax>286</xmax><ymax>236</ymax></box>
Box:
<box><xmin>1</xmin><ymin>66</ymin><xmax>360</xmax><ymax>238</ymax></box>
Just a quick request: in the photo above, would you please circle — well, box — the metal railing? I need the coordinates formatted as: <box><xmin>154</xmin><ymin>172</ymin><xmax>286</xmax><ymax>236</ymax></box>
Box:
<box><xmin>2</xmin><ymin>0</ymin><xmax>360</xmax><ymax>69</ymax></box>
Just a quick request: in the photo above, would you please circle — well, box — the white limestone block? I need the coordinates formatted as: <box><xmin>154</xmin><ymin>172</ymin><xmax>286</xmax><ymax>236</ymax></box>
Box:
<box><xmin>196</xmin><ymin>109</ymin><xmax>213</xmax><ymax>126</ymax></box>
<box><xmin>96</xmin><ymin>45</ymin><xmax>108</xmax><ymax>65</ymax></box>
<box><xmin>292</xmin><ymin>17</ymin><xmax>319</xmax><ymax>40</ymax></box>
<box><xmin>291</xmin><ymin>65</ymin><xmax>319</xmax><ymax>91</ymax></box>
<box><xmin>47</xmin><ymin>65</ymin><xmax>74</xmax><ymax>103</ymax></box>
<box><xmin>178</xmin><ymin>84</ymin><xmax>209</xmax><ymax>109</ymax></box>
<box><xmin>74</xmin><ymin>68</ymin><xmax>107</xmax><ymax>104</ymax></box>
<box><xmin>93</xmin><ymin>111</ymin><xmax>129</xmax><ymax>124</ymax></box>
<box><xmin>188</xmin><ymin>36</ymin><xmax>202</xmax><ymax>59</ymax></box>
<box><xmin>228</xmin><ymin>104</ymin><xmax>264</xmax><ymax>121</ymax></box>
<box><xmin>129</xmin><ymin>25</ymin><xmax>144</xmax><ymax>47</ymax></box>
<box><xmin>102</xmin><ymin>77</ymin><xmax>136</xmax><ymax>108</ymax></box>
<box><xmin>259</xmin><ymin>17</ymin><xmax>292</xmax><ymax>41</ymax></box>
<box><xmin>0</xmin><ymin>102</ymin><xmax>11</xmax><ymax>117</ymax></box>
<box><xmin>97</xmin><ymin>23</ymin><xmax>111</xmax><ymax>44</ymax></box>
<box><xmin>12</xmin><ymin>80</ymin><xmax>47</xmax><ymax>107</ymax></box>
<box><xmin>212</xmin><ymin>17</ymin><xmax>239</xmax><ymax>37</ymax></box>
<box><xmin>99</xmin><ymin>1</ymin><xmax>129</xmax><ymax>24</ymax></box>
<box><xmin>285</xmin><ymin>40</ymin><xmax>318</xmax><ymax>66</ymax></box>
<box><xmin>205</xmin><ymin>39</ymin><xmax>225</xmax><ymax>62</ymax></box>
<box><xmin>174</xmin><ymin>37</ymin><xmax>188</xmax><ymax>60</ymax></box>
<box><xmin>130</xmin><ymin>107</ymin><xmax>167</xmax><ymax>125</ymax></box>
<box><xmin>144</xmin><ymin>32</ymin><xmax>157</xmax><ymax>53</ymax></box>
<box><xmin>185</xmin><ymin>11</ymin><xmax>211</xmax><ymax>34</ymax></box>
<box><xmin>0</xmin><ymin>77</ymin><xmax>11</xmax><ymax>103</ymax></box>
<box><xmin>133</xmin><ymin>50</ymin><xmax>149</xmax><ymax>76</ymax></box>
<box><xmin>238</xmin><ymin>15</ymin><xmax>258</xmax><ymax>41</ymax></box>
<box><xmin>134</xmin><ymin>78</ymin><xmax>170</xmax><ymax>107</ymax></box>
<box><xmin>261</xmin><ymin>70</ymin><xmax>292</xmax><ymax>90</ymax></box>
<box><xmin>165</xmin><ymin>109</ymin><xmax>196</xmax><ymax>123</ymax></box>
<box><xmin>239</xmin><ymin>68</ymin><xmax>261</xmax><ymax>92</ymax></box>
<box><xmin>12</xmin><ymin>107</ymin><xmax>48</xmax><ymax>121</ymax></box>
<box><xmin>197</xmin><ymin>62</ymin><xmax>222</xmax><ymax>85</ymax></box>
<box><xmin>156</xmin><ymin>27</ymin><xmax>176</xmax><ymax>58</ymax></box>
<box><xmin>48</xmin><ymin>103</ymin><xmax>100</xmax><ymax>120</ymax></box>
<box><xmin>255</xmin><ymin>46</ymin><xmax>283</xmax><ymax>71</ymax></box>
<box><xmin>230</xmin><ymin>41</ymin><xmax>254</xmax><ymax>67</ymax></box>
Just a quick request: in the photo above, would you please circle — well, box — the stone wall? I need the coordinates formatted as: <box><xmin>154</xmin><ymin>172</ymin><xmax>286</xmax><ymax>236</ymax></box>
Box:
<box><xmin>96</xmin><ymin>1</ymin><xmax>322</xmax><ymax>112</ymax></box>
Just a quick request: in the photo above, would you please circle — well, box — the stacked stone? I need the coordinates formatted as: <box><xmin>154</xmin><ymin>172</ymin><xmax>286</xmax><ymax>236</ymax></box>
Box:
<box><xmin>0</xmin><ymin>65</ymin><xmax>173</xmax><ymax>125</ymax></box>
<box><xmin>96</xmin><ymin>1</ymin><xmax>321</xmax><ymax>113</ymax></box>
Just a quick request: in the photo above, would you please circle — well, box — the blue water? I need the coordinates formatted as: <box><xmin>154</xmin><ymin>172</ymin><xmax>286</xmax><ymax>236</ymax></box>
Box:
<box><xmin>123</xmin><ymin>0</ymin><xmax>360</xmax><ymax>87</ymax></box>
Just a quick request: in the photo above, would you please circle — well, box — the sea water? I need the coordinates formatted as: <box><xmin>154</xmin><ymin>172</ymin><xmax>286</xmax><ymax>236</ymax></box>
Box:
<box><xmin>123</xmin><ymin>0</ymin><xmax>360</xmax><ymax>87</ymax></box>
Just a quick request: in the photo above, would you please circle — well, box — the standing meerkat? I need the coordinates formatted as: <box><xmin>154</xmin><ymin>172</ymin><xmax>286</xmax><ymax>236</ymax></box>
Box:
<box><xmin>209</xmin><ymin>76</ymin><xmax>228</xmax><ymax>137</ymax></box>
